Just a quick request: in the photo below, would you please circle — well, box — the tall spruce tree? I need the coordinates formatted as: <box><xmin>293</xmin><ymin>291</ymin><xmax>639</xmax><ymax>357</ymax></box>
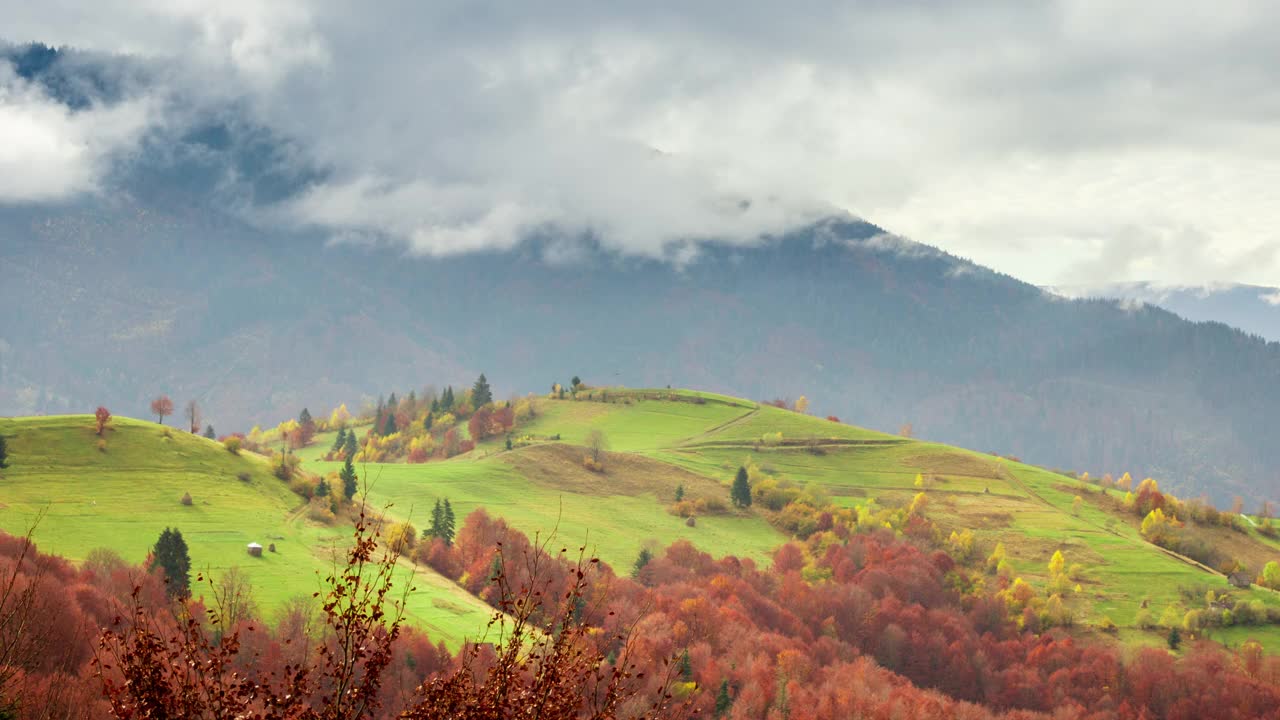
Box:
<box><xmin>423</xmin><ymin>412</ymin><xmax>434</xmax><ymax>431</ymax></box>
<box><xmin>442</xmin><ymin>387</ymin><xmax>454</xmax><ymax>410</ymax></box>
<box><xmin>151</xmin><ymin>527</ymin><xmax>191</xmax><ymax>599</ymax></box>
<box><xmin>299</xmin><ymin>407</ymin><xmax>313</xmax><ymax>427</ymax></box>
<box><xmin>429</xmin><ymin>499</ymin><xmax>444</xmax><ymax>539</ymax></box>
<box><xmin>731</xmin><ymin>466</ymin><xmax>752</xmax><ymax>508</ymax></box>
<box><xmin>632</xmin><ymin>548</ymin><xmax>652</xmax><ymax>578</ymax></box>
<box><xmin>340</xmin><ymin>455</ymin><xmax>358</xmax><ymax>500</ymax></box>
<box><xmin>0</xmin><ymin>434</ymin><xmax>10</xmax><ymax>469</ymax></box>
<box><xmin>677</xmin><ymin>650</ymin><xmax>692</xmax><ymax>681</ymax></box>
<box><xmin>383</xmin><ymin>413</ymin><xmax>397</xmax><ymax>435</ymax></box>
<box><xmin>316</xmin><ymin>477</ymin><xmax>331</xmax><ymax>497</ymax></box>
<box><xmin>343</xmin><ymin>430</ymin><xmax>358</xmax><ymax>459</ymax></box>
<box><xmin>203</xmin><ymin>424</ymin><xmax>216</xmax><ymax>439</ymax></box>
<box><xmin>332</xmin><ymin>427</ymin><xmax>347</xmax><ymax>452</ymax></box>
<box><xmin>472</xmin><ymin>373</ymin><xmax>493</xmax><ymax>407</ymax></box>
<box><xmin>714</xmin><ymin>680</ymin><xmax>733</xmax><ymax>718</ymax></box>
<box><xmin>442</xmin><ymin>499</ymin><xmax>456</xmax><ymax>545</ymax></box>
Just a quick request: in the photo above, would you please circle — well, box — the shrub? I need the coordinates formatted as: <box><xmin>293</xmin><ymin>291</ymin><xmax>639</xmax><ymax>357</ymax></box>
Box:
<box><xmin>307</xmin><ymin>495</ymin><xmax>335</xmax><ymax>523</ymax></box>
<box><xmin>223</xmin><ymin>437</ymin><xmax>242</xmax><ymax>455</ymax></box>
<box><xmin>268</xmin><ymin>543</ymin><xmax>276</xmax><ymax>553</ymax></box>
<box><xmin>237</xmin><ymin>471</ymin><xmax>251</xmax><ymax>483</ymax></box>
<box><xmin>290</xmin><ymin>476</ymin><xmax>315</xmax><ymax>499</ymax></box>
<box><xmin>1097</xmin><ymin>616</ymin><xmax>1119</xmax><ymax>634</ymax></box>
<box><xmin>685</xmin><ymin>516</ymin><xmax>696</xmax><ymax>527</ymax></box>
<box><xmin>1135</xmin><ymin>608</ymin><xmax>1155</xmax><ymax>629</ymax></box>
<box><xmin>180</xmin><ymin>492</ymin><xmax>193</xmax><ymax>506</ymax></box>
<box><xmin>386</xmin><ymin>522</ymin><xmax>418</xmax><ymax>553</ymax></box>
<box><xmin>582</xmin><ymin>456</ymin><xmax>605</xmax><ymax>473</ymax></box>
<box><xmin>699</xmin><ymin>496</ymin><xmax>728</xmax><ymax>514</ymax></box>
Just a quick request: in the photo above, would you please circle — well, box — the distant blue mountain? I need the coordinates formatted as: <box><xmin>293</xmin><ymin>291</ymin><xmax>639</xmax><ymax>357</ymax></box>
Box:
<box><xmin>1052</xmin><ymin>282</ymin><xmax>1280</xmax><ymax>343</ymax></box>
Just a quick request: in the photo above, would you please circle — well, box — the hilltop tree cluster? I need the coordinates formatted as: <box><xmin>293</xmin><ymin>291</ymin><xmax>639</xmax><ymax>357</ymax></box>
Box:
<box><xmin>305</xmin><ymin>375</ymin><xmax>526</xmax><ymax>465</ymax></box>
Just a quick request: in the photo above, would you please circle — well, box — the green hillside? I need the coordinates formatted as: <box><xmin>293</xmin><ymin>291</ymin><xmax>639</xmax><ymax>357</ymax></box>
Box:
<box><xmin>0</xmin><ymin>415</ymin><xmax>496</xmax><ymax>645</ymax></box>
<box><xmin>5</xmin><ymin>390</ymin><xmax>1280</xmax><ymax>651</ymax></box>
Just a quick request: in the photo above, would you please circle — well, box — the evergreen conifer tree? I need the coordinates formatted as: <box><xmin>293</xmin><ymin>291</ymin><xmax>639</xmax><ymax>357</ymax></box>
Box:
<box><xmin>430</xmin><ymin>499</ymin><xmax>444</xmax><ymax>539</ymax></box>
<box><xmin>674</xmin><ymin>484</ymin><xmax>685</xmax><ymax>502</ymax></box>
<box><xmin>151</xmin><ymin>527</ymin><xmax>191</xmax><ymax>599</ymax></box>
<box><xmin>332</xmin><ymin>427</ymin><xmax>347</xmax><ymax>452</ymax></box>
<box><xmin>423</xmin><ymin>413</ymin><xmax>434</xmax><ymax>431</ymax></box>
<box><xmin>299</xmin><ymin>407</ymin><xmax>313</xmax><ymax>427</ymax></box>
<box><xmin>340</xmin><ymin>455</ymin><xmax>358</xmax><ymax>500</ymax></box>
<box><xmin>472</xmin><ymin>373</ymin><xmax>493</xmax><ymax>407</ymax></box>
<box><xmin>714</xmin><ymin>680</ymin><xmax>733</xmax><ymax>717</ymax></box>
<box><xmin>0</xmin><ymin>434</ymin><xmax>11</xmax><ymax>470</ymax></box>
<box><xmin>731</xmin><ymin>466</ymin><xmax>753</xmax><ymax>508</ymax></box>
<box><xmin>203</xmin><ymin>425</ymin><xmax>216</xmax><ymax>439</ymax></box>
<box><xmin>442</xmin><ymin>499</ymin><xmax>456</xmax><ymax>545</ymax></box>
<box><xmin>343</xmin><ymin>431</ymin><xmax>358</xmax><ymax>459</ymax></box>
<box><xmin>383</xmin><ymin>413</ymin><xmax>397</xmax><ymax>435</ymax></box>
<box><xmin>316</xmin><ymin>477</ymin><xmax>331</xmax><ymax>497</ymax></box>
<box><xmin>677</xmin><ymin>649</ymin><xmax>692</xmax><ymax>681</ymax></box>
<box><xmin>632</xmin><ymin>548</ymin><xmax>652</xmax><ymax>578</ymax></box>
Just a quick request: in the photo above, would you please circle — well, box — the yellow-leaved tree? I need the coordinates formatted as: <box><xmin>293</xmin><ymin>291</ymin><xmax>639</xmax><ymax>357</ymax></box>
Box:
<box><xmin>328</xmin><ymin>403</ymin><xmax>351</xmax><ymax>428</ymax></box>
<box><xmin>986</xmin><ymin>542</ymin><xmax>1007</xmax><ymax>574</ymax></box>
<box><xmin>1048</xmin><ymin>549</ymin><xmax>1065</xmax><ymax>576</ymax></box>
<box><xmin>794</xmin><ymin>396</ymin><xmax>809</xmax><ymax>414</ymax></box>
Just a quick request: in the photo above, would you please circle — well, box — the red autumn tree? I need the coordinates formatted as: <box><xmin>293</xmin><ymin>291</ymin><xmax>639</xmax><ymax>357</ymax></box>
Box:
<box><xmin>150</xmin><ymin>395</ymin><xmax>174</xmax><ymax>425</ymax></box>
<box><xmin>95</xmin><ymin>407</ymin><xmax>112</xmax><ymax>436</ymax></box>
<box><xmin>468</xmin><ymin>406</ymin><xmax>494</xmax><ymax>442</ymax></box>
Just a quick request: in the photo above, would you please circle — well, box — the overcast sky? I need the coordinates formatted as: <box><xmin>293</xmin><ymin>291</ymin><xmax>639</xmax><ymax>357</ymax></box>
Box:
<box><xmin>3</xmin><ymin>1</ymin><xmax>1279</xmax><ymax>286</ymax></box>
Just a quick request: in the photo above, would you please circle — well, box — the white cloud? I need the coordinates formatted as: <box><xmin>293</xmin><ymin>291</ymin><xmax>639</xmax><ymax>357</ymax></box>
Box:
<box><xmin>1262</xmin><ymin>290</ymin><xmax>1280</xmax><ymax>307</ymax></box>
<box><xmin>0</xmin><ymin>67</ymin><xmax>152</xmax><ymax>202</ymax></box>
<box><xmin>4</xmin><ymin>1</ymin><xmax>1280</xmax><ymax>285</ymax></box>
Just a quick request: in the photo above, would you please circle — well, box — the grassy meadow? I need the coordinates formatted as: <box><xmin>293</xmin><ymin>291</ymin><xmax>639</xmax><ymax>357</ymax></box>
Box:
<box><xmin>0</xmin><ymin>415</ymin><xmax>496</xmax><ymax>646</ymax></box>
<box><xmin>4</xmin><ymin>390</ymin><xmax>1280</xmax><ymax>650</ymax></box>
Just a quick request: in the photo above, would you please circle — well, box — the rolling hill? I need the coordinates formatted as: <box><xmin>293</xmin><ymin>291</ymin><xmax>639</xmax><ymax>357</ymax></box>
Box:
<box><xmin>4</xmin><ymin>389</ymin><xmax>1280</xmax><ymax>651</ymax></box>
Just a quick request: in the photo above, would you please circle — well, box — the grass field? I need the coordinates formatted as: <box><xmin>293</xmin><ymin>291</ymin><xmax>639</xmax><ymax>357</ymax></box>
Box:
<box><xmin>503</xmin><ymin>397</ymin><xmax>752</xmax><ymax>452</ymax></box>
<box><xmin>6</xmin><ymin>391</ymin><xmax>1280</xmax><ymax>652</ymax></box>
<box><xmin>0</xmin><ymin>416</ymin><xmax>496</xmax><ymax>646</ymax></box>
<box><xmin>312</xmin><ymin>447</ymin><xmax>784</xmax><ymax>571</ymax></box>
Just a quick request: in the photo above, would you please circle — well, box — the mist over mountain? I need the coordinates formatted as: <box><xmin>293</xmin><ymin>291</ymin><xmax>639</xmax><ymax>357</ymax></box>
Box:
<box><xmin>4</xmin><ymin>42</ymin><xmax>1280</xmax><ymax>507</ymax></box>
<box><xmin>1054</xmin><ymin>282</ymin><xmax>1280</xmax><ymax>344</ymax></box>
